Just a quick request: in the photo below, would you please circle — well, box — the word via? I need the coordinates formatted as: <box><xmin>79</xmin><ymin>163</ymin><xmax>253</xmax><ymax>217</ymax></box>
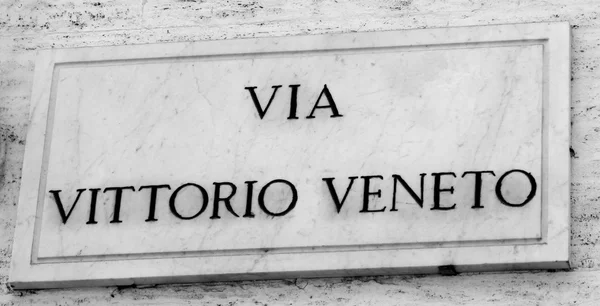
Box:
<box><xmin>244</xmin><ymin>84</ymin><xmax>343</xmax><ymax>120</ymax></box>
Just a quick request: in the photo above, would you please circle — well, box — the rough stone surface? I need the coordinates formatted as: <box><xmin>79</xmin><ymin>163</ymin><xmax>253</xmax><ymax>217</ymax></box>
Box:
<box><xmin>0</xmin><ymin>0</ymin><xmax>599</xmax><ymax>304</ymax></box>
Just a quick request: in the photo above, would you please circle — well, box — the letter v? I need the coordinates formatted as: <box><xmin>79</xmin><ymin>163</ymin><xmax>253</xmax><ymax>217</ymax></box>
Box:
<box><xmin>322</xmin><ymin>177</ymin><xmax>358</xmax><ymax>213</ymax></box>
<box><xmin>244</xmin><ymin>85</ymin><xmax>282</xmax><ymax>119</ymax></box>
<box><xmin>49</xmin><ymin>189</ymin><xmax>86</xmax><ymax>224</ymax></box>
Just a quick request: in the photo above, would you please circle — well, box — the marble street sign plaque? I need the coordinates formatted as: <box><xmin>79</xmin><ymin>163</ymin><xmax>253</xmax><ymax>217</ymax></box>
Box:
<box><xmin>10</xmin><ymin>22</ymin><xmax>571</xmax><ymax>289</ymax></box>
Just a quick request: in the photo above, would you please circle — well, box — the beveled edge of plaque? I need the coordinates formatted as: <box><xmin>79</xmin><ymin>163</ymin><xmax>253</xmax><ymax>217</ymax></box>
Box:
<box><xmin>9</xmin><ymin>22</ymin><xmax>571</xmax><ymax>289</ymax></box>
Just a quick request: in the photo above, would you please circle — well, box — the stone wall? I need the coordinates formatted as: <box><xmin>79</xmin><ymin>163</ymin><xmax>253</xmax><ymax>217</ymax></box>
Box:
<box><xmin>1</xmin><ymin>0</ymin><xmax>599</xmax><ymax>304</ymax></box>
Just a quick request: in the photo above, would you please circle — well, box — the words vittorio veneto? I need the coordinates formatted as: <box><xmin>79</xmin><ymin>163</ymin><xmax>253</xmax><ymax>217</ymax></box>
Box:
<box><xmin>50</xmin><ymin>84</ymin><xmax>537</xmax><ymax>225</ymax></box>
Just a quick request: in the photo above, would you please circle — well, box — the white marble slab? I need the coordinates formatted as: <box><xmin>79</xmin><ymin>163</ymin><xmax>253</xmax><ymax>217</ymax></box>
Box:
<box><xmin>10</xmin><ymin>22</ymin><xmax>571</xmax><ymax>289</ymax></box>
